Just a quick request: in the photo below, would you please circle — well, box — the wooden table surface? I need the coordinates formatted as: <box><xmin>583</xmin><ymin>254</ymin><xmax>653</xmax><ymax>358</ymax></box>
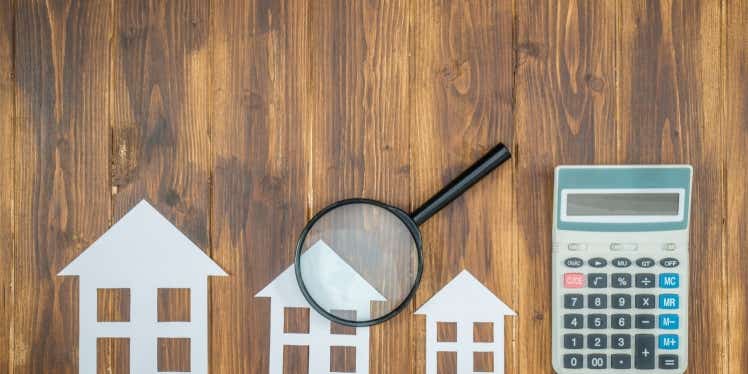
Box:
<box><xmin>1</xmin><ymin>0</ymin><xmax>746</xmax><ymax>373</ymax></box>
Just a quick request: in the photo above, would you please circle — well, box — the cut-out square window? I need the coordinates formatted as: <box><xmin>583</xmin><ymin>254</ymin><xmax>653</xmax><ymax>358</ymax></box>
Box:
<box><xmin>473</xmin><ymin>351</ymin><xmax>494</xmax><ymax>372</ymax></box>
<box><xmin>283</xmin><ymin>345</ymin><xmax>309</xmax><ymax>374</ymax></box>
<box><xmin>284</xmin><ymin>307</ymin><xmax>310</xmax><ymax>333</ymax></box>
<box><xmin>473</xmin><ymin>322</ymin><xmax>494</xmax><ymax>343</ymax></box>
<box><xmin>157</xmin><ymin>288</ymin><xmax>191</xmax><ymax>322</ymax></box>
<box><xmin>330</xmin><ymin>310</ymin><xmax>356</xmax><ymax>335</ymax></box>
<box><xmin>97</xmin><ymin>288</ymin><xmax>130</xmax><ymax>322</ymax></box>
<box><xmin>330</xmin><ymin>346</ymin><xmax>356</xmax><ymax>373</ymax></box>
<box><xmin>436</xmin><ymin>321</ymin><xmax>457</xmax><ymax>342</ymax></box>
<box><xmin>437</xmin><ymin>351</ymin><xmax>457</xmax><ymax>374</ymax></box>
<box><xmin>157</xmin><ymin>338</ymin><xmax>190</xmax><ymax>372</ymax></box>
<box><xmin>97</xmin><ymin>338</ymin><xmax>129</xmax><ymax>374</ymax></box>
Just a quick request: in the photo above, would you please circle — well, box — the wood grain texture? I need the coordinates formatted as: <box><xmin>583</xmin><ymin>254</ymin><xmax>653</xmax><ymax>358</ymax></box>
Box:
<box><xmin>0</xmin><ymin>0</ymin><xmax>13</xmax><ymax>372</ymax></box>
<box><xmin>726</xmin><ymin>0</ymin><xmax>748</xmax><ymax>372</ymax></box>
<box><xmin>13</xmin><ymin>0</ymin><xmax>111</xmax><ymax>372</ymax></box>
<box><xmin>618</xmin><ymin>1</ymin><xmax>726</xmax><ymax>372</ymax></box>
<box><xmin>515</xmin><ymin>1</ymin><xmax>617</xmax><ymax>372</ymax></box>
<box><xmin>96</xmin><ymin>338</ymin><xmax>129</xmax><ymax>374</ymax></box>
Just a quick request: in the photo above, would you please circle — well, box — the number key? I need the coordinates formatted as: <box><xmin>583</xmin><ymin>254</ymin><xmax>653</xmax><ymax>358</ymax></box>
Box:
<box><xmin>612</xmin><ymin>334</ymin><xmax>632</xmax><ymax>349</ymax></box>
<box><xmin>564</xmin><ymin>354</ymin><xmax>583</xmax><ymax>369</ymax></box>
<box><xmin>588</xmin><ymin>354</ymin><xmax>607</xmax><ymax>369</ymax></box>
<box><xmin>564</xmin><ymin>314</ymin><xmax>584</xmax><ymax>329</ymax></box>
<box><xmin>612</xmin><ymin>314</ymin><xmax>632</xmax><ymax>329</ymax></box>
<box><xmin>588</xmin><ymin>334</ymin><xmax>607</xmax><ymax>349</ymax></box>
<box><xmin>588</xmin><ymin>294</ymin><xmax>607</xmax><ymax>309</ymax></box>
<box><xmin>564</xmin><ymin>294</ymin><xmax>584</xmax><ymax>309</ymax></box>
<box><xmin>564</xmin><ymin>334</ymin><xmax>584</xmax><ymax>349</ymax></box>
<box><xmin>612</xmin><ymin>294</ymin><xmax>632</xmax><ymax>309</ymax></box>
<box><xmin>588</xmin><ymin>314</ymin><xmax>607</xmax><ymax>329</ymax></box>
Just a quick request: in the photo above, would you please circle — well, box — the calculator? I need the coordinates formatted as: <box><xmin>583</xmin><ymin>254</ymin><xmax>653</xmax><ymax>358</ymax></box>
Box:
<box><xmin>552</xmin><ymin>165</ymin><xmax>692</xmax><ymax>373</ymax></box>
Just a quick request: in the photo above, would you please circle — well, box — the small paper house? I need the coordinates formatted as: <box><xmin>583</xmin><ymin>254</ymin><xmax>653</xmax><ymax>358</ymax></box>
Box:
<box><xmin>59</xmin><ymin>200</ymin><xmax>227</xmax><ymax>374</ymax></box>
<box><xmin>415</xmin><ymin>270</ymin><xmax>516</xmax><ymax>374</ymax></box>
<box><xmin>256</xmin><ymin>240</ymin><xmax>385</xmax><ymax>374</ymax></box>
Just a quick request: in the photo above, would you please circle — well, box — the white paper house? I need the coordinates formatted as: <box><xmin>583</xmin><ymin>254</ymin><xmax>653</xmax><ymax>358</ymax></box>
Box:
<box><xmin>256</xmin><ymin>240</ymin><xmax>385</xmax><ymax>374</ymax></box>
<box><xmin>59</xmin><ymin>200</ymin><xmax>227</xmax><ymax>374</ymax></box>
<box><xmin>415</xmin><ymin>270</ymin><xmax>516</xmax><ymax>374</ymax></box>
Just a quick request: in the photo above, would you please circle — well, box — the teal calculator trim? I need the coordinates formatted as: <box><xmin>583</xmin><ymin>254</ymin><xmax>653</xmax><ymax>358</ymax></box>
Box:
<box><xmin>556</xmin><ymin>166</ymin><xmax>692</xmax><ymax>232</ymax></box>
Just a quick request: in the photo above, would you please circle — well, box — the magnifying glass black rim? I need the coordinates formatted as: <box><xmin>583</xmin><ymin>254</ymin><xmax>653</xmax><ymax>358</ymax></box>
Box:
<box><xmin>294</xmin><ymin>198</ymin><xmax>424</xmax><ymax>327</ymax></box>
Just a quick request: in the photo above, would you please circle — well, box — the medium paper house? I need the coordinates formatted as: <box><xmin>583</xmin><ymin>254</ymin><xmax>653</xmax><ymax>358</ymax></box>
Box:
<box><xmin>256</xmin><ymin>240</ymin><xmax>385</xmax><ymax>374</ymax></box>
<box><xmin>59</xmin><ymin>200</ymin><xmax>227</xmax><ymax>374</ymax></box>
<box><xmin>415</xmin><ymin>270</ymin><xmax>516</xmax><ymax>374</ymax></box>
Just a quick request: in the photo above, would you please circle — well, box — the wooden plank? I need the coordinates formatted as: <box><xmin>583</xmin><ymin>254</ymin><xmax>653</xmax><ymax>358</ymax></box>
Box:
<box><xmin>306</xmin><ymin>1</ymin><xmax>412</xmax><ymax>373</ymax></box>
<box><xmin>210</xmin><ymin>0</ymin><xmax>310</xmax><ymax>372</ymax></box>
<box><xmin>515</xmin><ymin>1</ymin><xmax>617</xmax><ymax>372</ymax></box>
<box><xmin>725</xmin><ymin>0</ymin><xmax>748</xmax><ymax>372</ymax></box>
<box><xmin>412</xmin><ymin>1</ymin><xmax>515</xmax><ymax>373</ymax></box>
<box><xmin>13</xmin><ymin>0</ymin><xmax>111</xmax><ymax>372</ymax></box>
<box><xmin>0</xmin><ymin>0</ymin><xmax>13</xmax><ymax>372</ymax></box>
<box><xmin>618</xmin><ymin>1</ymin><xmax>726</xmax><ymax>371</ymax></box>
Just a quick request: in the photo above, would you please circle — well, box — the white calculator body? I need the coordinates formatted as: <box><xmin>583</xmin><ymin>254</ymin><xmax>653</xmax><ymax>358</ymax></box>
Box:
<box><xmin>552</xmin><ymin>165</ymin><xmax>692</xmax><ymax>373</ymax></box>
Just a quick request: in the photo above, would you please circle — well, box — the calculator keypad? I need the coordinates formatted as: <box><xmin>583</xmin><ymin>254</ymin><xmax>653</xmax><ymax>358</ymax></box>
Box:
<box><xmin>558</xmin><ymin>254</ymin><xmax>685</xmax><ymax>371</ymax></box>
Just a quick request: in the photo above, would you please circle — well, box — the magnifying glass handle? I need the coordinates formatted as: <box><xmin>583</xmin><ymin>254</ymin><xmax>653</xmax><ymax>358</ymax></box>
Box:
<box><xmin>410</xmin><ymin>143</ymin><xmax>511</xmax><ymax>226</ymax></box>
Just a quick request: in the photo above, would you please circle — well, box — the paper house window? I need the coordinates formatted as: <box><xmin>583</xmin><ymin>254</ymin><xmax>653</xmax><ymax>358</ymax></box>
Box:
<box><xmin>437</xmin><ymin>351</ymin><xmax>457</xmax><ymax>374</ymax></box>
<box><xmin>437</xmin><ymin>322</ymin><xmax>457</xmax><ymax>342</ymax></box>
<box><xmin>97</xmin><ymin>288</ymin><xmax>131</xmax><ymax>322</ymax></box>
<box><xmin>473</xmin><ymin>322</ymin><xmax>494</xmax><ymax>343</ymax></box>
<box><xmin>97</xmin><ymin>338</ymin><xmax>130</xmax><ymax>374</ymax></box>
<box><xmin>330</xmin><ymin>310</ymin><xmax>356</xmax><ymax>335</ymax></box>
<box><xmin>284</xmin><ymin>307</ymin><xmax>310</xmax><ymax>333</ymax></box>
<box><xmin>330</xmin><ymin>346</ymin><xmax>356</xmax><ymax>372</ymax></box>
<box><xmin>158</xmin><ymin>338</ymin><xmax>191</xmax><ymax>372</ymax></box>
<box><xmin>158</xmin><ymin>288</ymin><xmax>191</xmax><ymax>322</ymax></box>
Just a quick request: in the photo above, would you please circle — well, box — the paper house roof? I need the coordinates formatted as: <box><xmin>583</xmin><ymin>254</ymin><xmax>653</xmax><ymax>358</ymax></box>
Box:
<box><xmin>59</xmin><ymin>200</ymin><xmax>227</xmax><ymax>282</ymax></box>
<box><xmin>415</xmin><ymin>270</ymin><xmax>515</xmax><ymax>320</ymax></box>
<box><xmin>256</xmin><ymin>240</ymin><xmax>385</xmax><ymax>311</ymax></box>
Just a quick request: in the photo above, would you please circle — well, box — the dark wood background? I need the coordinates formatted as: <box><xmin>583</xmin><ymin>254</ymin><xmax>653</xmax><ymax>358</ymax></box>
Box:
<box><xmin>0</xmin><ymin>0</ymin><xmax>746</xmax><ymax>373</ymax></box>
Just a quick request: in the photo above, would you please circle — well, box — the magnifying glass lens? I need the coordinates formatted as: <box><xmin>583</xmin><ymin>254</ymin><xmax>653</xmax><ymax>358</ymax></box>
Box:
<box><xmin>298</xmin><ymin>202</ymin><xmax>420</xmax><ymax>323</ymax></box>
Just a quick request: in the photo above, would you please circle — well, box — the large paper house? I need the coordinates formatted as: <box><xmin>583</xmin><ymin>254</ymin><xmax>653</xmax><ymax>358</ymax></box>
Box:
<box><xmin>415</xmin><ymin>270</ymin><xmax>516</xmax><ymax>374</ymax></box>
<box><xmin>59</xmin><ymin>200</ymin><xmax>227</xmax><ymax>374</ymax></box>
<box><xmin>256</xmin><ymin>240</ymin><xmax>385</xmax><ymax>374</ymax></box>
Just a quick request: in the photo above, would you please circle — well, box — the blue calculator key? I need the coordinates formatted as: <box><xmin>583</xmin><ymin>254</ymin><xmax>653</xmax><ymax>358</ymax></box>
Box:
<box><xmin>659</xmin><ymin>294</ymin><xmax>679</xmax><ymax>309</ymax></box>
<box><xmin>659</xmin><ymin>273</ymin><xmax>679</xmax><ymax>288</ymax></box>
<box><xmin>659</xmin><ymin>334</ymin><xmax>679</xmax><ymax>350</ymax></box>
<box><xmin>659</xmin><ymin>314</ymin><xmax>679</xmax><ymax>329</ymax></box>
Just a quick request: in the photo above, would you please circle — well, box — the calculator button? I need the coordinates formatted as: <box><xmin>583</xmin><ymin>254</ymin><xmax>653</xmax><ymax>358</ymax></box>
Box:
<box><xmin>612</xmin><ymin>294</ymin><xmax>632</xmax><ymax>309</ymax></box>
<box><xmin>635</xmin><ymin>294</ymin><xmax>656</xmax><ymax>309</ymax></box>
<box><xmin>611</xmin><ymin>354</ymin><xmax>632</xmax><ymax>369</ymax></box>
<box><xmin>612</xmin><ymin>273</ymin><xmax>632</xmax><ymax>288</ymax></box>
<box><xmin>563</xmin><ymin>354</ymin><xmax>584</xmax><ymax>369</ymax></box>
<box><xmin>564</xmin><ymin>273</ymin><xmax>585</xmax><ymax>288</ymax></box>
<box><xmin>564</xmin><ymin>294</ymin><xmax>584</xmax><ymax>309</ymax></box>
<box><xmin>588</xmin><ymin>334</ymin><xmax>607</xmax><ymax>349</ymax></box>
<box><xmin>588</xmin><ymin>273</ymin><xmax>607</xmax><ymax>288</ymax></box>
<box><xmin>612</xmin><ymin>257</ymin><xmax>632</xmax><ymax>267</ymax></box>
<box><xmin>659</xmin><ymin>294</ymin><xmax>679</xmax><ymax>309</ymax></box>
<box><xmin>635</xmin><ymin>334</ymin><xmax>656</xmax><ymax>369</ymax></box>
<box><xmin>588</xmin><ymin>354</ymin><xmax>607</xmax><ymax>369</ymax></box>
<box><xmin>564</xmin><ymin>257</ymin><xmax>584</xmax><ymax>268</ymax></box>
<box><xmin>661</xmin><ymin>257</ymin><xmax>680</xmax><ymax>268</ymax></box>
<box><xmin>636</xmin><ymin>273</ymin><xmax>656</xmax><ymax>288</ymax></box>
<box><xmin>659</xmin><ymin>273</ymin><xmax>679</xmax><ymax>288</ymax></box>
<box><xmin>568</xmin><ymin>243</ymin><xmax>588</xmax><ymax>251</ymax></box>
<box><xmin>659</xmin><ymin>314</ymin><xmax>679</xmax><ymax>329</ymax></box>
<box><xmin>564</xmin><ymin>334</ymin><xmax>584</xmax><ymax>349</ymax></box>
<box><xmin>564</xmin><ymin>314</ymin><xmax>584</xmax><ymax>329</ymax></box>
<box><xmin>588</xmin><ymin>257</ymin><xmax>607</xmax><ymax>268</ymax></box>
<box><xmin>588</xmin><ymin>294</ymin><xmax>607</xmax><ymax>309</ymax></box>
<box><xmin>588</xmin><ymin>314</ymin><xmax>607</xmax><ymax>329</ymax></box>
<box><xmin>658</xmin><ymin>334</ymin><xmax>679</xmax><ymax>350</ymax></box>
<box><xmin>636</xmin><ymin>257</ymin><xmax>655</xmax><ymax>268</ymax></box>
<box><xmin>659</xmin><ymin>355</ymin><xmax>679</xmax><ymax>369</ymax></box>
<box><xmin>635</xmin><ymin>314</ymin><xmax>656</xmax><ymax>329</ymax></box>
<box><xmin>611</xmin><ymin>242</ymin><xmax>638</xmax><ymax>251</ymax></box>
<box><xmin>664</xmin><ymin>242</ymin><xmax>678</xmax><ymax>251</ymax></box>
<box><xmin>612</xmin><ymin>334</ymin><xmax>632</xmax><ymax>349</ymax></box>
<box><xmin>612</xmin><ymin>314</ymin><xmax>632</xmax><ymax>329</ymax></box>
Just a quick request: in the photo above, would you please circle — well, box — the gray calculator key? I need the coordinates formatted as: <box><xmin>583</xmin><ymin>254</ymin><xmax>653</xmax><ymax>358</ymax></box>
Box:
<box><xmin>612</xmin><ymin>314</ymin><xmax>632</xmax><ymax>329</ymax></box>
<box><xmin>588</xmin><ymin>354</ymin><xmax>607</xmax><ymax>369</ymax></box>
<box><xmin>659</xmin><ymin>355</ymin><xmax>679</xmax><ymax>369</ymax></box>
<box><xmin>588</xmin><ymin>314</ymin><xmax>607</xmax><ymax>329</ymax></box>
<box><xmin>564</xmin><ymin>294</ymin><xmax>584</xmax><ymax>309</ymax></box>
<box><xmin>588</xmin><ymin>294</ymin><xmax>607</xmax><ymax>309</ymax></box>
<box><xmin>564</xmin><ymin>354</ymin><xmax>584</xmax><ymax>369</ymax></box>
<box><xmin>613</xmin><ymin>257</ymin><xmax>632</xmax><ymax>267</ymax></box>
<box><xmin>636</xmin><ymin>257</ymin><xmax>656</xmax><ymax>268</ymax></box>
<box><xmin>636</xmin><ymin>273</ymin><xmax>656</xmax><ymax>288</ymax></box>
<box><xmin>589</xmin><ymin>257</ymin><xmax>607</xmax><ymax>268</ymax></box>
<box><xmin>564</xmin><ymin>334</ymin><xmax>584</xmax><ymax>349</ymax></box>
<box><xmin>565</xmin><ymin>257</ymin><xmax>584</xmax><ymax>268</ymax></box>
<box><xmin>661</xmin><ymin>258</ymin><xmax>680</xmax><ymax>268</ymax></box>
<box><xmin>588</xmin><ymin>334</ymin><xmax>607</xmax><ymax>349</ymax></box>
<box><xmin>612</xmin><ymin>334</ymin><xmax>632</xmax><ymax>349</ymax></box>
<box><xmin>564</xmin><ymin>314</ymin><xmax>584</xmax><ymax>329</ymax></box>
<box><xmin>611</xmin><ymin>354</ymin><xmax>632</xmax><ymax>369</ymax></box>
<box><xmin>612</xmin><ymin>273</ymin><xmax>632</xmax><ymax>288</ymax></box>
<box><xmin>612</xmin><ymin>294</ymin><xmax>632</xmax><ymax>309</ymax></box>
<box><xmin>588</xmin><ymin>273</ymin><xmax>608</xmax><ymax>288</ymax></box>
<box><xmin>635</xmin><ymin>334</ymin><xmax>656</xmax><ymax>369</ymax></box>
<box><xmin>635</xmin><ymin>314</ymin><xmax>656</xmax><ymax>329</ymax></box>
<box><xmin>635</xmin><ymin>294</ymin><xmax>656</xmax><ymax>309</ymax></box>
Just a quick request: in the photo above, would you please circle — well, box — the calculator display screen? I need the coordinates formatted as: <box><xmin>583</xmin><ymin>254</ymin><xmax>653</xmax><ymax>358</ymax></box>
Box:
<box><xmin>566</xmin><ymin>193</ymin><xmax>680</xmax><ymax>216</ymax></box>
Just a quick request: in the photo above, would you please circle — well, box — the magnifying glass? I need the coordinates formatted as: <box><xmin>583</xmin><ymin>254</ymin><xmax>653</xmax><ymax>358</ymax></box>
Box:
<box><xmin>294</xmin><ymin>143</ymin><xmax>511</xmax><ymax>326</ymax></box>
